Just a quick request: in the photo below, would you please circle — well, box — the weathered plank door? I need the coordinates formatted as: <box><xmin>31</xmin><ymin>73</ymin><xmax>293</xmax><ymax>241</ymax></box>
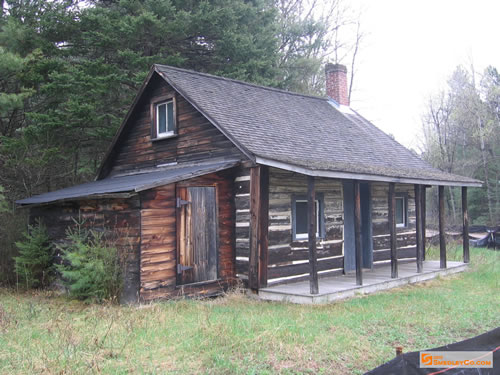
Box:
<box><xmin>177</xmin><ymin>186</ymin><xmax>218</xmax><ymax>285</ymax></box>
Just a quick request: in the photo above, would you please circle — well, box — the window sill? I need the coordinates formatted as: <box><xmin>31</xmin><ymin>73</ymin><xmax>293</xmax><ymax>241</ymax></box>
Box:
<box><xmin>294</xmin><ymin>236</ymin><xmax>323</xmax><ymax>241</ymax></box>
<box><xmin>152</xmin><ymin>133</ymin><xmax>178</xmax><ymax>142</ymax></box>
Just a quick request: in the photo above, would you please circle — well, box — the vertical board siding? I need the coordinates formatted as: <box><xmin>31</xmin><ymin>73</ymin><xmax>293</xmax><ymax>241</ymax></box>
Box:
<box><xmin>103</xmin><ymin>73</ymin><xmax>243</xmax><ymax>177</ymax></box>
<box><xmin>29</xmin><ymin>197</ymin><xmax>141</xmax><ymax>303</ymax></box>
<box><xmin>371</xmin><ymin>183</ymin><xmax>417</xmax><ymax>264</ymax></box>
<box><xmin>139</xmin><ymin>171</ymin><xmax>235</xmax><ymax>301</ymax></box>
<box><xmin>266</xmin><ymin>168</ymin><xmax>344</xmax><ymax>283</ymax></box>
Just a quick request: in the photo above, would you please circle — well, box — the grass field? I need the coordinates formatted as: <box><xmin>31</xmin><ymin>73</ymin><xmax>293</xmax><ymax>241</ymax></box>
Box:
<box><xmin>0</xmin><ymin>245</ymin><xmax>498</xmax><ymax>374</ymax></box>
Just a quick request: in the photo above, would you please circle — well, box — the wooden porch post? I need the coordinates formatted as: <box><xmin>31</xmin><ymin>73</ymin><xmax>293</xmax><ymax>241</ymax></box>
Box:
<box><xmin>439</xmin><ymin>185</ymin><xmax>447</xmax><ymax>268</ymax></box>
<box><xmin>354</xmin><ymin>181</ymin><xmax>363</xmax><ymax>286</ymax></box>
<box><xmin>249</xmin><ymin>166</ymin><xmax>269</xmax><ymax>290</ymax></box>
<box><xmin>308</xmin><ymin>176</ymin><xmax>319</xmax><ymax>294</ymax></box>
<box><xmin>388</xmin><ymin>183</ymin><xmax>398</xmax><ymax>278</ymax></box>
<box><xmin>414</xmin><ymin>185</ymin><xmax>423</xmax><ymax>273</ymax></box>
<box><xmin>462</xmin><ymin>186</ymin><xmax>470</xmax><ymax>264</ymax></box>
<box><xmin>422</xmin><ymin>186</ymin><xmax>427</xmax><ymax>260</ymax></box>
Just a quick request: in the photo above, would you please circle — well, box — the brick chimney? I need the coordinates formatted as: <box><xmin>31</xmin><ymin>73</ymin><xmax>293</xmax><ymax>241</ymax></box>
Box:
<box><xmin>325</xmin><ymin>63</ymin><xmax>349</xmax><ymax>106</ymax></box>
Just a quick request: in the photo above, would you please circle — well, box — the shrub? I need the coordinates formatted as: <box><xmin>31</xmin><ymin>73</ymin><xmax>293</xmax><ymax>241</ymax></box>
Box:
<box><xmin>14</xmin><ymin>221</ymin><xmax>54</xmax><ymax>289</ymax></box>
<box><xmin>57</xmin><ymin>224</ymin><xmax>122</xmax><ymax>303</ymax></box>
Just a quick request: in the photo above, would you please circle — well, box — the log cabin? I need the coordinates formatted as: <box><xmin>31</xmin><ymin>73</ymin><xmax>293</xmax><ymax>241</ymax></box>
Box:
<box><xmin>17</xmin><ymin>64</ymin><xmax>481</xmax><ymax>303</ymax></box>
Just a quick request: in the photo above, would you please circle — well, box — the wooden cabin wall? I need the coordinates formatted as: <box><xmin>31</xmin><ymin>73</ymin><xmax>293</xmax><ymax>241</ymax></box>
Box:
<box><xmin>139</xmin><ymin>171</ymin><xmax>236</xmax><ymax>301</ymax></box>
<box><xmin>29</xmin><ymin>197</ymin><xmax>141</xmax><ymax>303</ymax></box>
<box><xmin>371</xmin><ymin>183</ymin><xmax>417</xmax><ymax>264</ymax></box>
<box><xmin>102</xmin><ymin>73</ymin><xmax>243</xmax><ymax>178</ymax></box>
<box><xmin>234</xmin><ymin>166</ymin><xmax>251</xmax><ymax>281</ymax></box>
<box><xmin>266</xmin><ymin>168</ymin><xmax>344</xmax><ymax>284</ymax></box>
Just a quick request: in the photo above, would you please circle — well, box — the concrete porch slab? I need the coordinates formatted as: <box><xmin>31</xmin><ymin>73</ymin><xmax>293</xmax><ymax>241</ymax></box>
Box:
<box><xmin>258</xmin><ymin>261</ymin><xmax>469</xmax><ymax>304</ymax></box>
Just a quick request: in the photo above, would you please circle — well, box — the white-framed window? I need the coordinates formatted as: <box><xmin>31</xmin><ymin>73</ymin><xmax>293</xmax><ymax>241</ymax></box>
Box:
<box><xmin>395</xmin><ymin>195</ymin><xmax>407</xmax><ymax>227</ymax></box>
<box><xmin>292</xmin><ymin>195</ymin><xmax>324</xmax><ymax>240</ymax></box>
<box><xmin>155</xmin><ymin>99</ymin><xmax>175</xmax><ymax>138</ymax></box>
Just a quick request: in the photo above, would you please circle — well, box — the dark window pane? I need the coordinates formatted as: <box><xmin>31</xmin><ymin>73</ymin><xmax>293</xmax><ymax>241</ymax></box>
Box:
<box><xmin>296</xmin><ymin>201</ymin><xmax>308</xmax><ymax>235</ymax></box>
<box><xmin>167</xmin><ymin>101</ymin><xmax>174</xmax><ymax>132</ymax></box>
<box><xmin>295</xmin><ymin>200</ymin><xmax>319</xmax><ymax>236</ymax></box>
<box><xmin>158</xmin><ymin>103</ymin><xmax>167</xmax><ymax>133</ymax></box>
<box><xmin>396</xmin><ymin>197</ymin><xmax>404</xmax><ymax>225</ymax></box>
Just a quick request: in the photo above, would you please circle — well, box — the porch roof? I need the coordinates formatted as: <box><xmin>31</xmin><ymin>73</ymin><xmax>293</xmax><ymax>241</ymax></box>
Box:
<box><xmin>154</xmin><ymin>65</ymin><xmax>481</xmax><ymax>187</ymax></box>
<box><xmin>16</xmin><ymin>159</ymin><xmax>238</xmax><ymax>206</ymax></box>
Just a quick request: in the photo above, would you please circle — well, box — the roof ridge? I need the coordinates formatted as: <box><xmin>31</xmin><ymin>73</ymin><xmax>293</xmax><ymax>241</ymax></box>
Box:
<box><xmin>154</xmin><ymin>64</ymin><xmax>327</xmax><ymax>101</ymax></box>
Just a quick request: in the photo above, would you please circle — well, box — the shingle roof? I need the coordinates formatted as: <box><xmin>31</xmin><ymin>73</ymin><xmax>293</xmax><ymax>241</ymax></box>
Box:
<box><xmin>155</xmin><ymin>64</ymin><xmax>481</xmax><ymax>186</ymax></box>
<box><xmin>16</xmin><ymin>159</ymin><xmax>238</xmax><ymax>205</ymax></box>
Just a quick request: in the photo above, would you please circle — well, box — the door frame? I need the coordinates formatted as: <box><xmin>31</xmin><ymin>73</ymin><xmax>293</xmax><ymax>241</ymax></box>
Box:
<box><xmin>175</xmin><ymin>182</ymin><xmax>220</xmax><ymax>286</ymax></box>
<box><xmin>343</xmin><ymin>181</ymin><xmax>373</xmax><ymax>272</ymax></box>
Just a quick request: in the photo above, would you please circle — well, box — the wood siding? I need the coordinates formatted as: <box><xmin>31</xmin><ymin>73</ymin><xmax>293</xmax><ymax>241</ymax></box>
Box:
<box><xmin>239</xmin><ymin>168</ymin><xmax>419</xmax><ymax>287</ymax></box>
<box><xmin>139</xmin><ymin>171</ymin><xmax>236</xmax><ymax>301</ymax></box>
<box><xmin>29</xmin><ymin>197</ymin><xmax>141</xmax><ymax>303</ymax></box>
<box><xmin>102</xmin><ymin>73</ymin><xmax>243</xmax><ymax>178</ymax></box>
<box><xmin>234</xmin><ymin>166</ymin><xmax>251</xmax><ymax>280</ymax></box>
<box><xmin>371</xmin><ymin>183</ymin><xmax>417</xmax><ymax>265</ymax></box>
<box><xmin>266</xmin><ymin>168</ymin><xmax>344</xmax><ymax>284</ymax></box>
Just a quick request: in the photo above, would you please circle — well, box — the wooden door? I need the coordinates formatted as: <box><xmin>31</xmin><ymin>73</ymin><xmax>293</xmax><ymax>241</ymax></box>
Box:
<box><xmin>177</xmin><ymin>186</ymin><xmax>218</xmax><ymax>285</ymax></box>
<box><xmin>343</xmin><ymin>181</ymin><xmax>373</xmax><ymax>272</ymax></box>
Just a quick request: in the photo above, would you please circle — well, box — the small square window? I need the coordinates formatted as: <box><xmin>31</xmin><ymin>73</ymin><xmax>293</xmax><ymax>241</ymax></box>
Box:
<box><xmin>395</xmin><ymin>195</ymin><xmax>407</xmax><ymax>227</ymax></box>
<box><xmin>292</xmin><ymin>194</ymin><xmax>324</xmax><ymax>240</ymax></box>
<box><xmin>153</xmin><ymin>98</ymin><xmax>176</xmax><ymax>139</ymax></box>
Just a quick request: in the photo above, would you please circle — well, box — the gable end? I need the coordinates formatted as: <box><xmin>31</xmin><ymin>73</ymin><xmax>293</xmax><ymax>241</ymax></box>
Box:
<box><xmin>97</xmin><ymin>69</ymin><xmax>250</xmax><ymax>179</ymax></box>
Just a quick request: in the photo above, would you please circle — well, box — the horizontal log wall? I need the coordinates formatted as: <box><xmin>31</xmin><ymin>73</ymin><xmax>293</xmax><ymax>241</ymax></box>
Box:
<box><xmin>266</xmin><ymin>168</ymin><xmax>344</xmax><ymax>284</ymax></box>
<box><xmin>139</xmin><ymin>171</ymin><xmax>236</xmax><ymax>301</ymax></box>
<box><xmin>371</xmin><ymin>183</ymin><xmax>417</xmax><ymax>264</ymax></box>
<box><xmin>103</xmin><ymin>73</ymin><xmax>243</xmax><ymax>177</ymax></box>
<box><xmin>29</xmin><ymin>197</ymin><xmax>141</xmax><ymax>303</ymax></box>
<box><xmin>234</xmin><ymin>166</ymin><xmax>251</xmax><ymax>280</ymax></box>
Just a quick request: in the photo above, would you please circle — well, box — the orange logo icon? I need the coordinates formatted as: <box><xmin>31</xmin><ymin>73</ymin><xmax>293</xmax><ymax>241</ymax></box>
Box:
<box><xmin>421</xmin><ymin>353</ymin><xmax>433</xmax><ymax>366</ymax></box>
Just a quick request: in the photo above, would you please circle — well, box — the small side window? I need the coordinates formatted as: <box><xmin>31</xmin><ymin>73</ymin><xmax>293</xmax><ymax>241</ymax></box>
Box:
<box><xmin>395</xmin><ymin>194</ymin><xmax>408</xmax><ymax>228</ymax></box>
<box><xmin>152</xmin><ymin>97</ymin><xmax>176</xmax><ymax>139</ymax></box>
<box><xmin>292</xmin><ymin>194</ymin><xmax>324</xmax><ymax>240</ymax></box>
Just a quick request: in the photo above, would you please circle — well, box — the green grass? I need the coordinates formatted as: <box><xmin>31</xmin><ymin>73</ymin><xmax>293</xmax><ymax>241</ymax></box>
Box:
<box><xmin>0</xmin><ymin>246</ymin><xmax>498</xmax><ymax>374</ymax></box>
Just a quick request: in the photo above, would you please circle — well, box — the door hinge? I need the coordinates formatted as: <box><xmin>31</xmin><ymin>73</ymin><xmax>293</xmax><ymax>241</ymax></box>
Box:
<box><xmin>177</xmin><ymin>264</ymin><xmax>193</xmax><ymax>274</ymax></box>
<box><xmin>176</xmin><ymin>197</ymin><xmax>190</xmax><ymax>208</ymax></box>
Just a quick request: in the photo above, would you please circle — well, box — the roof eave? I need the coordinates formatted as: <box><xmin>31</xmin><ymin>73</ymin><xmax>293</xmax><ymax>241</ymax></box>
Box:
<box><xmin>255</xmin><ymin>157</ymin><xmax>483</xmax><ymax>187</ymax></box>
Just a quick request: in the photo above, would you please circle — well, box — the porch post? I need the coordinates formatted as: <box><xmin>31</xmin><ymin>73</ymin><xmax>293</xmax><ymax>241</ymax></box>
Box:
<box><xmin>414</xmin><ymin>185</ymin><xmax>423</xmax><ymax>273</ymax></box>
<box><xmin>307</xmin><ymin>176</ymin><xmax>319</xmax><ymax>294</ymax></box>
<box><xmin>422</xmin><ymin>186</ymin><xmax>427</xmax><ymax>260</ymax></box>
<box><xmin>388</xmin><ymin>182</ymin><xmax>398</xmax><ymax>278</ymax></box>
<box><xmin>439</xmin><ymin>185</ymin><xmax>447</xmax><ymax>268</ymax></box>
<box><xmin>462</xmin><ymin>186</ymin><xmax>470</xmax><ymax>264</ymax></box>
<box><xmin>354</xmin><ymin>181</ymin><xmax>363</xmax><ymax>285</ymax></box>
<box><xmin>249</xmin><ymin>165</ymin><xmax>269</xmax><ymax>290</ymax></box>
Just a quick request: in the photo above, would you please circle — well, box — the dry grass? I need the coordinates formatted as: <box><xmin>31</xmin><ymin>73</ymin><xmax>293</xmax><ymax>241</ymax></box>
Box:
<box><xmin>0</xmin><ymin>246</ymin><xmax>498</xmax><ymax>374</ymax></box>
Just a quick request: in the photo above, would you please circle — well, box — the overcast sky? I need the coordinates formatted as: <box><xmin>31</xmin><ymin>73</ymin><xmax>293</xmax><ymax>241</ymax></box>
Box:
<box><xmin>347</xmin><ymin>0</ymin><xmax>500</xmax><ymax>151</ymax></box>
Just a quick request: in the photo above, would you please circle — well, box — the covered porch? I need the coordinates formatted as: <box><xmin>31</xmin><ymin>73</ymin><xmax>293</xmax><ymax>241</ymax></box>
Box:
<box><xmin>245</xmin><ymin>164</ymin><xmax>477</xmax><ymax>303</ymax></box>
<box><xmin>259</xmin><ymin>260</ymin><xmax>468</xmax><ymax>304</ymax></box>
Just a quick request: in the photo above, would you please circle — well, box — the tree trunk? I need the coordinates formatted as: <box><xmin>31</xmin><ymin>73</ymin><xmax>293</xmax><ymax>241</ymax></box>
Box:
<box><xmin>448</xmin><ymin>186</ymin><xmax>457</xmax><ymax>225</ymax></box>
<box><xmin>478</xmin><ymin>116</ymin><xmax>494</xmax><ymax>223</ymax></box>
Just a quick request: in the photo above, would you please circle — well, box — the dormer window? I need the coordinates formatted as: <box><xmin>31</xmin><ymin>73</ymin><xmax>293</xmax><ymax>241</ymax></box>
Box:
<box><xmin>151</xmin><ymin>96</ymin><xmax>176</xmax><ymax>140</ymax></box>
